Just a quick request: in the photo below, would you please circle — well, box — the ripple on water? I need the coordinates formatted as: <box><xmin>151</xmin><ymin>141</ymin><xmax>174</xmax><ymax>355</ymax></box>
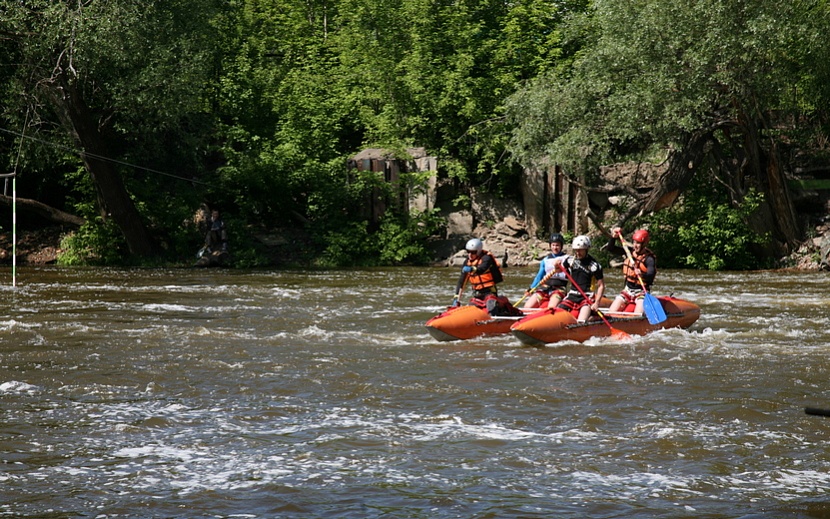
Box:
<box><xmin>1</xmin><ymin>267</ymin><xmax>830</xmax><ymax>518</ymax></box>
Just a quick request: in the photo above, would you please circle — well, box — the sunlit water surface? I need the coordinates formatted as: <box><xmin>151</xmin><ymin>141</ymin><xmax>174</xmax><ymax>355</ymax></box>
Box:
<box><xmin>1</xmin><ymin>266</ymin><xmax>830</xmax><ymax>518</ymax></box>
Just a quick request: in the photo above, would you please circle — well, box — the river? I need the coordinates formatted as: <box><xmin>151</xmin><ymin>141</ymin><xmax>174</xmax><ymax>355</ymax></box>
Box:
<box><xmin>1</xmin><ymin>266</ymin><xmax>829</xmax><ymax>518</ymax></box>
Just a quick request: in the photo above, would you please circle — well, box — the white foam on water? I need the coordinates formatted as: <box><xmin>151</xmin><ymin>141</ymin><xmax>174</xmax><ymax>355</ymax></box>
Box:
<box><xmin>714</xmin><ymin>469</ymin><xmax>830</xmax><ymax>499</ymax></box>
<box><xmin>0</xmin><ymin>380</ymin><xmax>39</xmax><ymax>393</ymax></box>
<box><xmin>570</xmin><ymin>470</ymin><xmax>698</xmax><ymax>496</ymax></box>
<box><xmin>142</xmin><ymin>303</ymin><xmax>195</xmax><ymax>313</ymax></box>
<box><xmin>9</xmin><ymin>389</ymin><xmax>826</xmax><ymax>510</ymax></box>
<box><xmin>405</xmin><ymin>417</ymin><xmax>541</xmax><ymax>442</ymax></box>
<box><xmin>771</xmin><ymin>469</ymin><xmax>830</xmax><ymax>495</ymax></box>
<box><xmin>113</xmin><ymin>443</ymin><xmax>208</xmax><ymax>463</ymax></box>
<box><xmin>0</xmin><ymin>319</ymin><xmax>43</xmax><ymax>330</ymax></box>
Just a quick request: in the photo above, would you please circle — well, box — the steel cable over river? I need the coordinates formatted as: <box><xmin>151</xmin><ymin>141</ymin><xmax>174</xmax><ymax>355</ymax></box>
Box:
<box><xmin>1</xmin><ymin>266</ymin><xmax>830</xmax><ymax>518</ymax></box>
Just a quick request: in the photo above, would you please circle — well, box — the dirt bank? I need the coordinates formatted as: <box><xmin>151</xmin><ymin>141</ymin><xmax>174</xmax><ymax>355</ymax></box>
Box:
<box><xmin>0</xmin><ymin>227</ymin><xmax>66</xmax><ymax>265</ymax></box>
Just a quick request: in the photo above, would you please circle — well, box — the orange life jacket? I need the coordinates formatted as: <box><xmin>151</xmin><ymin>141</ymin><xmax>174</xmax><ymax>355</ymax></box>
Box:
<box><xmin>622</xmin><ymin>247</ymin><xmax>656</xmax><ymax>288</ymax></box>
<box><xmin>468</xmin><ymin>251</ymin><xmax>503</xmax><ymax>291</ymax></box>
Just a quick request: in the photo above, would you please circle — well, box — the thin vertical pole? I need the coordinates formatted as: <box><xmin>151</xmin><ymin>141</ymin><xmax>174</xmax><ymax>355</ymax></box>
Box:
<box><xmin>11</xmin><ymin>111</ymin><xmax>29</xmax><ymax>289</ymax></box>
<box><xmin>12</xmin><ymin>175</ymin><xmax>16</xmax><ymax>288</ymax></box>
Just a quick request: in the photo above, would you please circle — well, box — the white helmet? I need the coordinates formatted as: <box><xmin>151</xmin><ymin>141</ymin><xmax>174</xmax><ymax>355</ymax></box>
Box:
<box><xmin>465</xmin><ymin>238</ymin><xmax>483</xmax><ymax>253</ymax></box>
<box><xmin>572</xmin><ymin>235</ymin><xmax>591</xmax><ymax>250</ymax></box>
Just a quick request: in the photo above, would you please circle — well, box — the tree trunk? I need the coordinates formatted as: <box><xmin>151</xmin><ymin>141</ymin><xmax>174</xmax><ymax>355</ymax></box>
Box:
<box><xmin>617</xmin><ymin>129</ymin><xmax>713</xmax><ymax>223</ymax></box>
<box><xmin>737</xmin><ymin>109</ymin><xmax>800</xmax><ymax>256</ymax></box>
<box><xmin>615</xmin><ymin>120</ymin><xmax>800</xmax><ymax>258</ymax></box>
<box><xmin>41</xmin><ymin>80</ymin><xmax>158</xmax><ymax>258</ymax></box>
<box><xmin>763</xmin><ymin>142</ymin><xmax>799</xmax><ymax>250</ymax></box>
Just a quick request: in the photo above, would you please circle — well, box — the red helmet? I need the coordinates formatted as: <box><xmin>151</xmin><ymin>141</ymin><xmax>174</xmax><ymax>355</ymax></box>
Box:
<box><xmin>632</xmin><ymin>229</ymin><xmax>650</xmax><ymax>245</ymax></box>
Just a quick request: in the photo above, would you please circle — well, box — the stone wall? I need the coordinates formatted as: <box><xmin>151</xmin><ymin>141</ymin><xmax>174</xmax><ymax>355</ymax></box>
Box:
<box><xmin>428</xmin><ymin>180</ymin><xmax>549</xmax><ymax>267</ymax></box>
<box><xmin>353</xmin><ymin>148</ymin><xmax>830</xmax><ymax>270</ymax></box>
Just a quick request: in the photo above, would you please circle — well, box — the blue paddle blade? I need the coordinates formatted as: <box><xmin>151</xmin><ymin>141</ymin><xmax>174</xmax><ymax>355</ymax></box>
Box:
<box><xmin>644</xmin><ymin>293</ymin><xmax>667</xmax><ymax>325</ymax></box>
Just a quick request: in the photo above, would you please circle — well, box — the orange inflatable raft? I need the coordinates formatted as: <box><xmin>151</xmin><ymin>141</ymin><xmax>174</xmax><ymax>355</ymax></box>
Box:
<box><xmin>425</xmin><ymin>305</ymin><xmax>525</xmax><ymax>341</ymax></box>
<box><xmin>425</xmin><ymin>297</ymin><xmax>613</xmax><ymax>342</ymax></box>
<box><xmin>510</xmin><ymin>296</ymin><xmax>700</xmax><ymax>346</ymax></box>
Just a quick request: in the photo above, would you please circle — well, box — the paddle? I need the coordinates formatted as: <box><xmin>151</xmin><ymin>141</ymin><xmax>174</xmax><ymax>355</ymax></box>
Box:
<box><xmin>513</xmin><ymin>269</ymin><xmax>556</xmax><ymax>307</ymax></box>
<box><xmin>618</xmin><ymin>234</ymin><xmax>667</xmax><ymax>325</ymax></box>
<box><xmin>557</xmin><ymin>262</ymin><xmax>630</xmax><ymax>340</ymax></box>
<box><xmin>451</xmin><ymin>273</ymin><xmax>468</xmax><ymax>307</ymax></box>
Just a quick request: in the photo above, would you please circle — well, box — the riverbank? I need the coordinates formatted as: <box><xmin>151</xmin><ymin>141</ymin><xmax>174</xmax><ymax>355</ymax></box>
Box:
<box><xmin>0</xmin><ymin>226</ymin><xmax>66</xmax><ymax>265</ymax></box>
<box><xmin>2</xmin><ymin>220</ymin><xmax>829</xmax><ymax>270</ymax></box>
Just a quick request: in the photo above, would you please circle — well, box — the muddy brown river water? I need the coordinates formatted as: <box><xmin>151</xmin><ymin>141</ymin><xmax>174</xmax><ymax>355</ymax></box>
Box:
<box><xmin>1</xmin><ymin>266</ymin><xmax>830</xmax><ymax>518</ymax></box>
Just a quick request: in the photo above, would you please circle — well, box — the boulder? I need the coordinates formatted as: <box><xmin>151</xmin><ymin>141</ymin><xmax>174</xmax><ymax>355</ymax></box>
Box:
<box><xmin>446</xmin><ymin>210</ymin><xmax>474</xmax><ymax>238</ymax></box>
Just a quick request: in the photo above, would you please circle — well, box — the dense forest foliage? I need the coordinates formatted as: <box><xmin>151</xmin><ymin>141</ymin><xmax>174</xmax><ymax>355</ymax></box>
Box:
<box><xmin>1</xmin><ymin>0</ymin><xmax>828</xmax><ymax>268</ymax></box>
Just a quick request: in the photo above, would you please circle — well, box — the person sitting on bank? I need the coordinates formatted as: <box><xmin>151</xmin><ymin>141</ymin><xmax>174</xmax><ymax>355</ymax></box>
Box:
<box><xmin>206</xmin><ymin>209</ymin><xmax>228</xmax><ymax>252</ymax></box>
<box><xmin>197</xmin><ymin>209</ymin><xmax>229</xmax><ymax>267</ymax></box>
<box><xmin>554</xmin><ymin>235</ymin><xmax>606</xmax><ymax>323</ymax></box>
<box><xmin>454</xmin><ymin>238</ymin><xmax>504</xmax><ymax>306</ymax></box>
<box><xmin>608</xmin><ymin>227</ymin><xmax>656</xmax><ymax>315</ymax></box>
<box><xmin>523</xmin><ymin>232</ymin><xmax>568</xmax><ymax>309</ymax></box>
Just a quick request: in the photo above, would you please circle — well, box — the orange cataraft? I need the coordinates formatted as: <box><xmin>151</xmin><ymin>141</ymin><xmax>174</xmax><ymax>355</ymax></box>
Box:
<box><xmin>425</xmin><ymin>305</ymin><xmax>520</xmax><ymax>341</ymax></box>
<box><xmin>425</xmin><ymin>297</ymin><xmax>615</xmax><ymax>342</ymax></box>
<box><xmin>510</xmin><ymin>296</ymin><xmax>700</xmax><ymax>346</ymax></box>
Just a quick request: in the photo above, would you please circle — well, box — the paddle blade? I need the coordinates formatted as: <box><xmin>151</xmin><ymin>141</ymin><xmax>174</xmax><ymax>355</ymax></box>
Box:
<box><xmin>643</xmin><ymin>293</ymin><xmax>667</xmax><ymax>325</ymax></box>
<box><xmin>610</xmin><ymin>327</ymin><xmax>631</xmax><ymax>340</ymax></box>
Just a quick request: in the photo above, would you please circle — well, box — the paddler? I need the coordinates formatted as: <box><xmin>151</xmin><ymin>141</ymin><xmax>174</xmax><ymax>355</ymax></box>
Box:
<box><xmin>454</xmin><ymin>238</ymin><xmax>504</xmax><ymax>307</ymax></box>
<box><xmin>554</xmin><ymin>235</ymin><xmax>605</xmax><ymax>323</ymax></box>
<box><xmin>522</xmin><ymin>232</ymin><xmax>569</xmax><ymax>309</ymax></box>
<box><xmin>607</xmin><ymin>227</ymin><xmax>657</xmax><ymax>315</ymax></box>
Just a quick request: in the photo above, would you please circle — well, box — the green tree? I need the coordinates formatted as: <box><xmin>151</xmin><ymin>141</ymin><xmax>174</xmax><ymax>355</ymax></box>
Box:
<box><xmin>341</xmin><ymin>0</ymin><xmax>580</xmax><ymax>186</ymax></box>
<box><xmin>211</xmin><ymin>0</ymin><xmax>365</xmax><ymax>229</ymax></box>
<box><xmin>1</xmin><ymin>0</ymin><xmax>222</xmax><ymax>259</ymax></box>
<box><xmin>506</xmin><ymin>0</ymin><xmax>830</xmax><ymax>257</ymax></box>
<box><xmin>213</xmin><ymin>0</ymin><xmax>583</xmax><ymax>248</ymax></box>
<box><xmin>645</xmin><ymin>182</ymin><xmax>770</xmax><ymax>271</ymax></box>
<box><xmin>1</xmin><ymin>0</ymin><xmax>594</xmax><ymax>266</ymax></box>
